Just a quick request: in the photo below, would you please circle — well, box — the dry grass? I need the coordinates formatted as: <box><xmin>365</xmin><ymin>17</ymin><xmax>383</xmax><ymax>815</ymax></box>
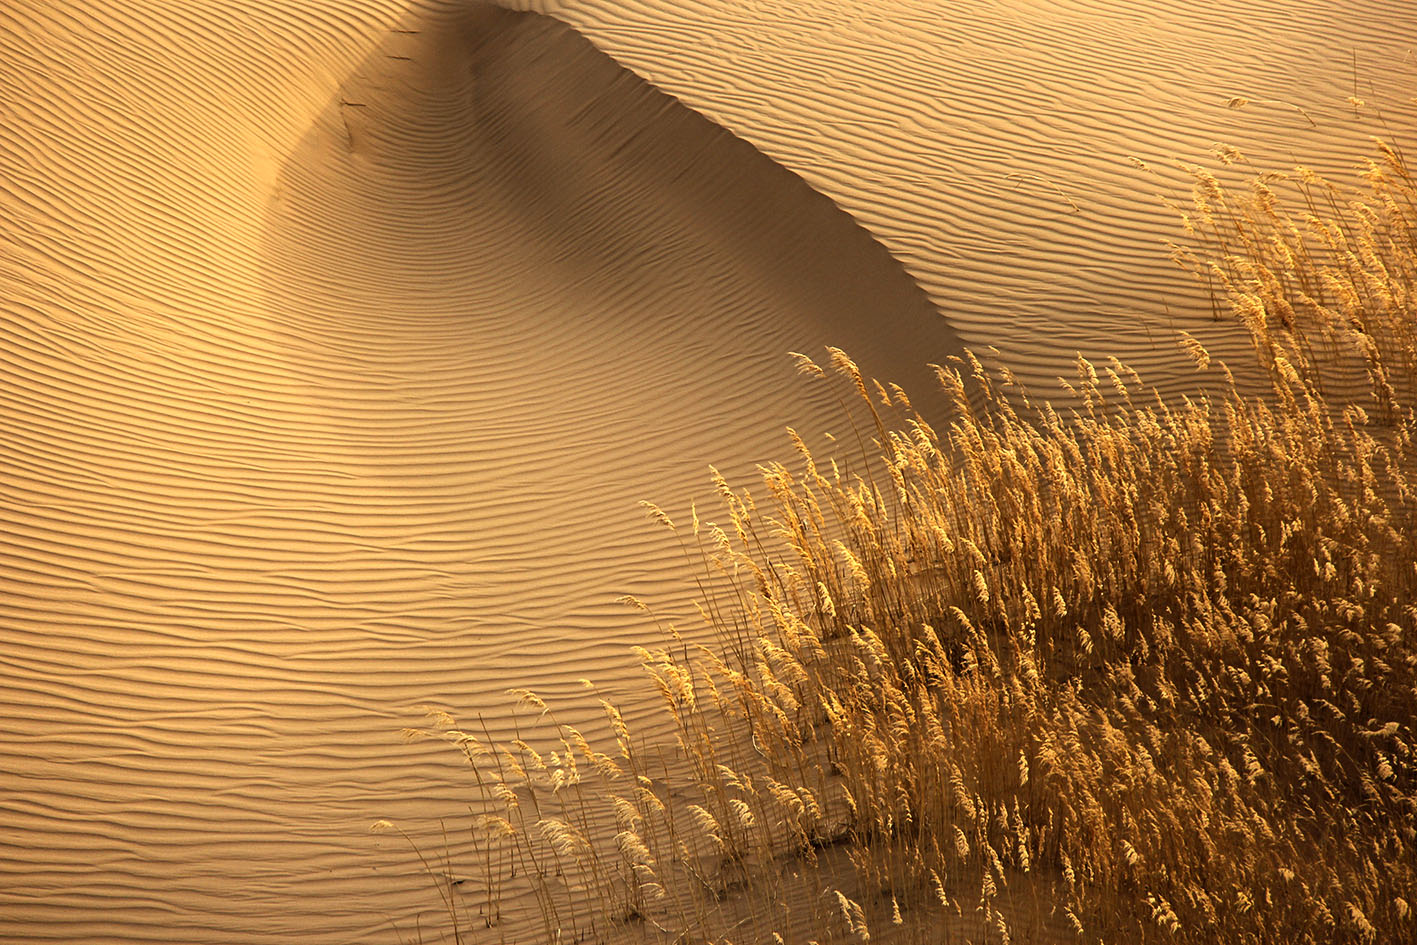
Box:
<box><xmin>384</xmin><ymin>129</ymin><xmax>1417</xmax><ymax>944</ymax></box>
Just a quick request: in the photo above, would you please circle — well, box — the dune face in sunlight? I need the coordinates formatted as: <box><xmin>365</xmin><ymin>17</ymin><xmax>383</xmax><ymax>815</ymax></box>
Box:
<box><xmin>3</xmin><ymin>0</ymin><xmax>1416</xmax><ymax>941</ymax></box>
<box><xmin>2</xmin><ymin>3</ymin><xmax>959</xmax><ymax>943</ymax></box>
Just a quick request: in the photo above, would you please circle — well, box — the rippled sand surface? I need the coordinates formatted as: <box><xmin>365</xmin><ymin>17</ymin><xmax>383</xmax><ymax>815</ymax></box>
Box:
<box><xmin>2</xmin><ymin>1</ymin><xmax>1413</xmax><ymax>941</ymax></box>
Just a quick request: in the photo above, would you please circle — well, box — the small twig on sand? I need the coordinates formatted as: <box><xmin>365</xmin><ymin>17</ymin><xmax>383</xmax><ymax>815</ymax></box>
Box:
<box><xmin>1225</xmin><ymin>95</ymin><xmax>1318</xmax><ymax>127</ymax></box>
<box><xmin>1004</xmin><ymin>172</ymin><xmax>1081</xmax><ymax>213</ymax></box>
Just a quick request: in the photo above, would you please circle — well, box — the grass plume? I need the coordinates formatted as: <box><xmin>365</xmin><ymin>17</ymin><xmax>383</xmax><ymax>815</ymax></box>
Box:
<box><xmin>384</xmin><ymin>123</ymin><xmax>1417</xmax><ymax>945</ymax></box>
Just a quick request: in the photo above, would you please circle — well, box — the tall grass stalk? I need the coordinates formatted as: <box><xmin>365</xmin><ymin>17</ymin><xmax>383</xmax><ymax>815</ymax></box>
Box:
<box><xmin>388</xmin><ymin>130</ymin><xmax>1417</xmax><ymax>944</ymax></box>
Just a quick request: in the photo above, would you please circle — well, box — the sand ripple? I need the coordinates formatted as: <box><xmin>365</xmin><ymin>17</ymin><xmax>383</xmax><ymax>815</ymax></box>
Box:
<box><xmin>2</xmin><ymin>0</ymin><xmax>1413</xmax><ymax>941</ymax></box>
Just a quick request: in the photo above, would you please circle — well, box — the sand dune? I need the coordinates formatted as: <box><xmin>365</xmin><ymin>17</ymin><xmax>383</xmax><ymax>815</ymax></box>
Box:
<box><xmin>2</xmin><ymin>1</ymin><xmax>1413</xmax><ymax>942</ymax></box>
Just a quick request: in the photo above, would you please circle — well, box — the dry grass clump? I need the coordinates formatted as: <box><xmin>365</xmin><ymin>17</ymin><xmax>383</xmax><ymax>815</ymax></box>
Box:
<box><xmin>387</xmin><ymin>132</ymin><xmax>1417</xmax><ymax>944</ymax></box>
<box><xmin>1166</xmin><ymin>130</ymin><xmax>1417</xmax><ymax>415</ymax></box>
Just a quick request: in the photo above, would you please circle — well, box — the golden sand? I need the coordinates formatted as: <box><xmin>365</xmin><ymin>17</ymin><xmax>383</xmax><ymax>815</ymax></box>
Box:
<box><xmin>2</xmin><ymin>1</ymin><xmax>1414</xmax><ymax>941</ymax></box>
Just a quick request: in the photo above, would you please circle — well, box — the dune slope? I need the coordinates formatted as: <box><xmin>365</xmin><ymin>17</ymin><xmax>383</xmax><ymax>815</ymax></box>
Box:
<box><xmin>2</xmin><ymin>0</ymin><xmax>1414</xmax><ymax>942</ymax></box>
<box><xmin>2</xmin><ymin>3</ymin><xmax>960</xmax><ymax>942</ymax></box>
